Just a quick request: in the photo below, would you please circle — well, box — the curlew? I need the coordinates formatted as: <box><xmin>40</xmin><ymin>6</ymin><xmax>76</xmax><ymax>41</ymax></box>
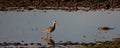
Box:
<box><xmin>97</xmin><ymin>26</ymin><xmax>114</xmax><ymax>40</ymax></box>
<box><xmin>42</xmin><ymin>20</ymin><xmax>56</xmax><ymax>38</ymax></box>
<box><xmin>98</xmin><ymin>26</ymin><xmax>114</xmax><ymax>31</ymax></box>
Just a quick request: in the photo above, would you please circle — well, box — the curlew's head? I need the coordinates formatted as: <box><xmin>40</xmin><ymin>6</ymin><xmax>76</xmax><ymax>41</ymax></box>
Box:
<box><xmin>53</xmin><ymin>20</ymin><xmax>56</xmax><ymax>24</ymax></box>
<box><xmin>51</xmin><ymin>20</ymin><xmax>56</xmax><ymax>27</ymax></box>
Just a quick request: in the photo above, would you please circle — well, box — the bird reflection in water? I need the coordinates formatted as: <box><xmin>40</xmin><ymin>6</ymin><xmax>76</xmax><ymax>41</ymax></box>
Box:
<box><xmin>41</xmin><ymin>37</ymin><xmax>55</xmax><ymax>48</ymax></box>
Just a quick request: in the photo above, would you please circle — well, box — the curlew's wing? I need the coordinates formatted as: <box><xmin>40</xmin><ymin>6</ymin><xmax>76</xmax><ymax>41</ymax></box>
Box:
<box><xmin>43</xmin><ymin>26</ymin><xmax>53</xmax><ymax>33</ymax></box>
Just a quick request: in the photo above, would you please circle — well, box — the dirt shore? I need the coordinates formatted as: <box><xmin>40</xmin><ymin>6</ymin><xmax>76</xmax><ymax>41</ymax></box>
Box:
<box><xmin>0</xmin><ymin>0</ymin><xmax>120</xmax><ymax>11</ymax></box>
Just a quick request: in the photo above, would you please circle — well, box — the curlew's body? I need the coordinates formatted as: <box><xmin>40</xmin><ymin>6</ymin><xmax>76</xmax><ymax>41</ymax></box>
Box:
<box><xmin>43</xmin><ymin>20</ymin><xmax>56</xmax><ymax>38</ymax></box>
<box><xmin>98</xmin><ymin>26</ymin><xmax>114</xmax><ymax>31</ymax></box>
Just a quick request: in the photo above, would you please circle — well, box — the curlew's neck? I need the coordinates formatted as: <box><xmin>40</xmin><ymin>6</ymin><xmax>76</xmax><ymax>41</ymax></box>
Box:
<box><xmin>51</xmin><ymin>23</ymin><xmax>56</xmax><ymax>27</ymax></box>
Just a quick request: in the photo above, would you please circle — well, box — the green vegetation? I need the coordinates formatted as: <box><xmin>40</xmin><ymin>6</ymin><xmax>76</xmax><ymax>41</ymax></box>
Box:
<box><xmin>94</xmin><ymin>45</ymin><xmax>120</xmax><ymax>48</ymax></box>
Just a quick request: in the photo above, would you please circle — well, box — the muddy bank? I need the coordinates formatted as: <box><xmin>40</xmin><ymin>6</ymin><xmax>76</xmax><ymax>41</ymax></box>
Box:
<box><xmin>0</xmin><ymin>0</ymin><xmax>120</xmax><ymax>11</ymax></box>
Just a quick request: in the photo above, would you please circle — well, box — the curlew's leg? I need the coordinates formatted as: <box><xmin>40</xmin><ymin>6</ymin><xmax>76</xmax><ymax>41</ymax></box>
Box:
<box><xmin>50</xmin><ymin>33</ymin><xmax>52</xmax><ymax>39</ymax></box>
<box><xmin>47</xmin><ymin>33</ymin><xmax>48</xmax><ymax>38</ymax></box>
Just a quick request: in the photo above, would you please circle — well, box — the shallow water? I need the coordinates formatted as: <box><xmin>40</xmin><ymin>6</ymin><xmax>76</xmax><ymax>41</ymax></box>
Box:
<box><xmin>0</xmin><ymin>10</ymin><xmax>120</xmax><ymax>44</ymax></box>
